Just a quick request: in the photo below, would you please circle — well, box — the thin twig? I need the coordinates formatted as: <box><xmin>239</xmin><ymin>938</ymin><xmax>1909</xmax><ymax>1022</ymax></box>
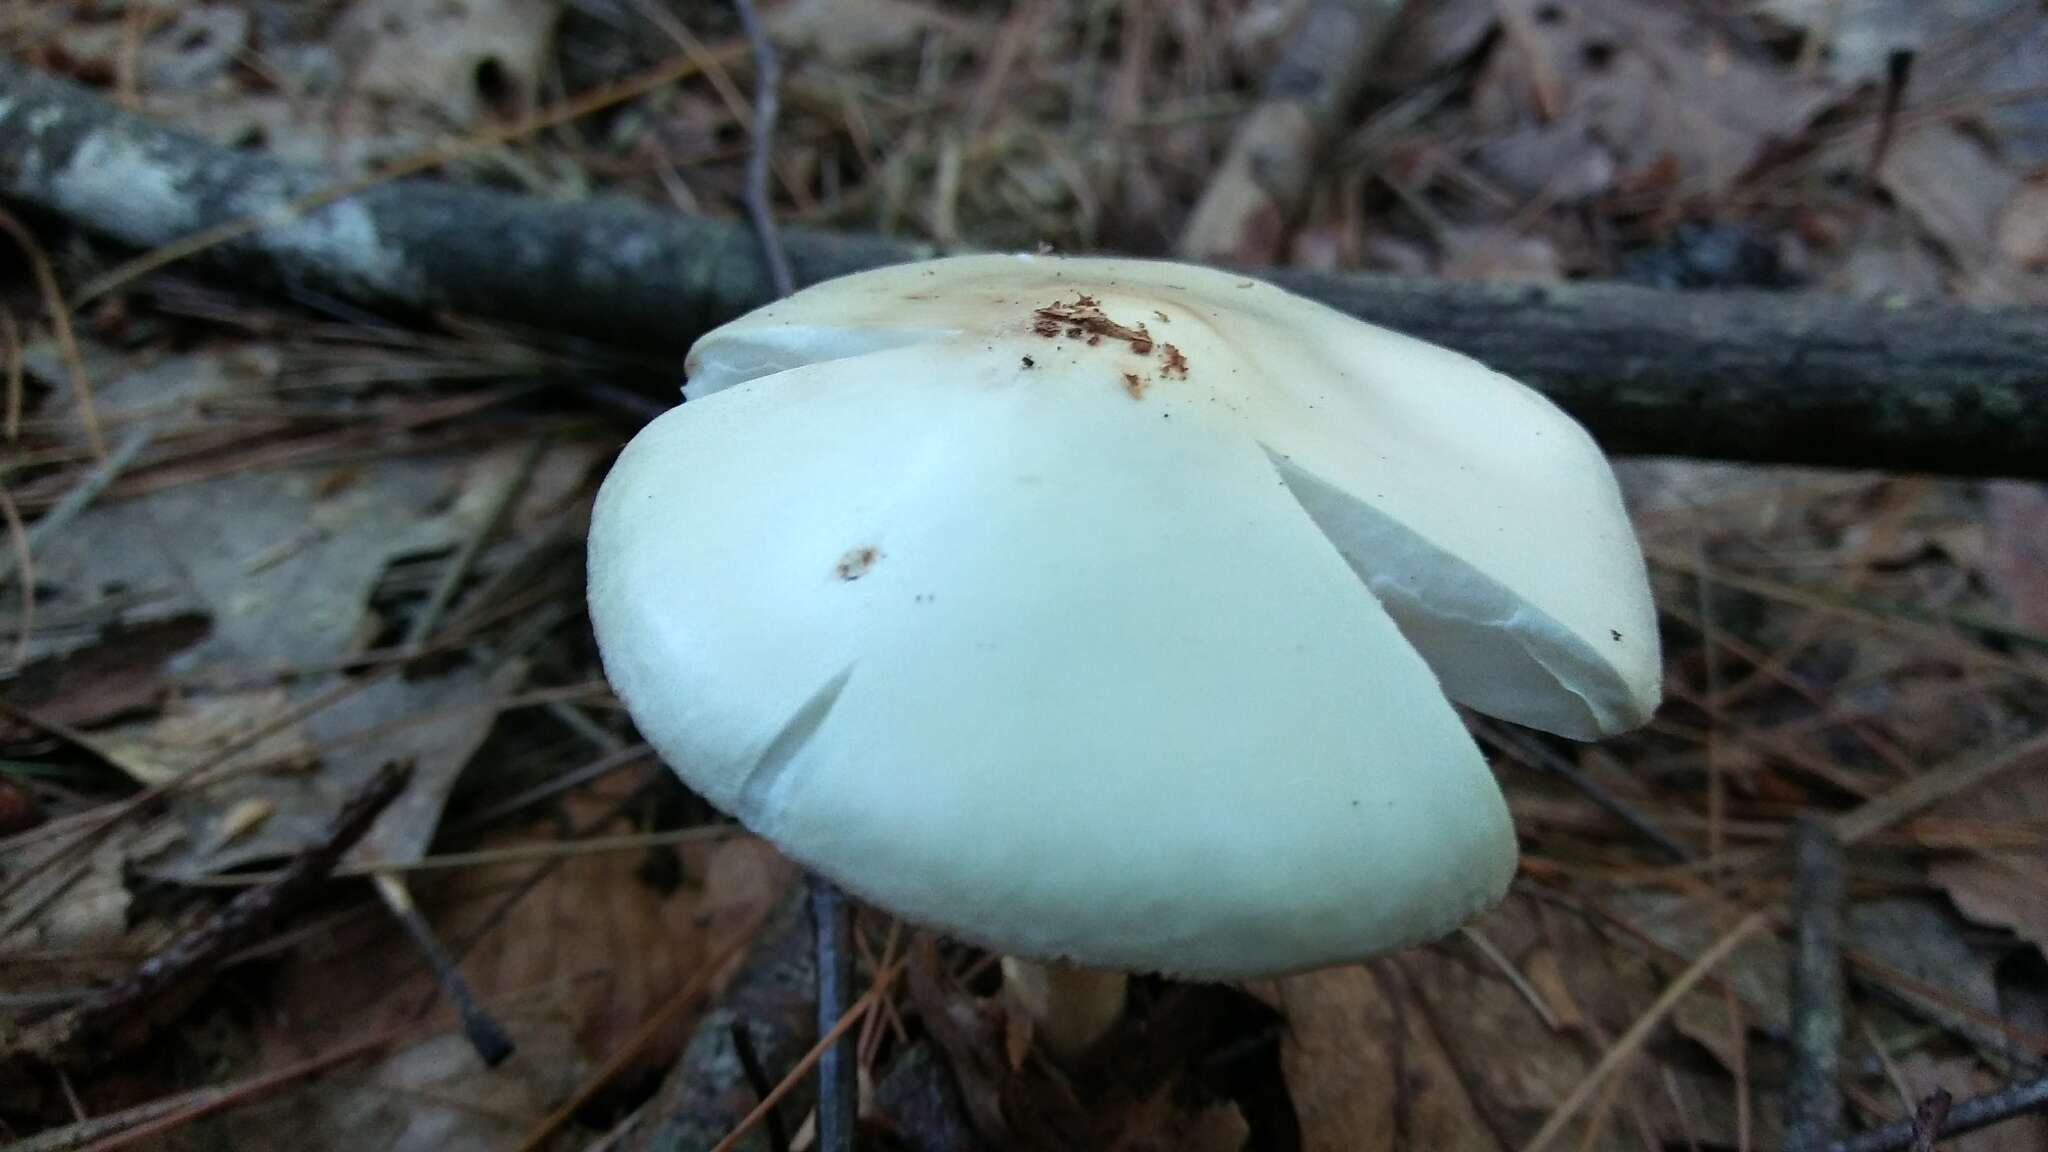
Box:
<box><xmin>1830</xmin><ymin>1076</ymin><xmax>2048</xmax><ymax>1152</ymax></box>
<box><xmin>732</xmin><ymin>0</ymin><xmax>794</xmax><ymax>298</ymax></box>
<box><xmin>1858</xmin><ymin>51</ymin><xmax>1917</xmax><ymax>215</ymax></box>
<box><xmin>0</xmin><ymin>673</ymin><xmax>375</xmax><ymax>908</ymax></box>
<box><xmin>1521</xmin><ymin>911</ymin><xmax>1772</xmax><ymax>1152</ymax></box>
<box><xmin>711</xmin><ymin>956</ymin><xmax>910</xmax><ymax>1152</ymax></box>
<box><xmin>27</xmin><ymin>1028</ymin><xmax>403</xmax><ymax>1152</ymax></box>
<box><xmin>2</xmin><ymin>304</ymin><xmax>21</xmax><ymax>441</ymax></box>
<box><xmin>1459</xmin><ymin>924</ymin><xmax>1562</xmax><ymax>1032</ymax></box>
<box><xmin>1480</xmin><ymin>721</ymin><xmax>1694</xmax><ymax>862</ymax></box>
<box><xmin>1787</xmin><ymin>818</ymin><xmax>1846</xmax><ymax>1151</ymax></box>
<box><xmin>0</xmin><ymin>481</ymin><xmax>31</xmax><ymax>670</ymax></box>
<box><xmin>445</xmin><ymin>742</ymin><xmax>655</xmax><ymax>833</ymax></box>
<box><xmin>0</xmin><ymin>420</ymin><xmax>158</xmax><ymax>588</ymax></box>
<box><xmin>730</xmin><ymin>1021</ymin><xmax>793</xmax><ymax>1152</ymax></box>
<box><xmin>26</xmin><ymin>764</ymin><xmax>414</xmax><ymax>1062</ymax></box>
<box><xmin>810</xmin><ymin>874</ymin><xmax>858</xmax><ymax>1152</ymax></box>
<box><xmin>369</xmin><ymin>872</ymin><xmax>515</xmax><ymax>1067</ymax></box>
<box><xmin>364</xmin><ymin>435</ymin><xmax>548</xmax><ymax>1066</ymax></box>
<box><xmin>1831</xmin><ymin>729</ymin><xmax>2048</xmax><ymax>846</ymax></box>
<box><xmin>164</xmin><ymin>822</ymin><xmax>746</xmax><ymax>886</ymax></box>
<box><xmin>0</xmin><ymin>202</ymin><xmax>102</xmax><ymax>457</ymax></box>
<box><xmin>403</xmin><ymin>436</ymin><xmax>549</xmax><ymax>652</ymax></box>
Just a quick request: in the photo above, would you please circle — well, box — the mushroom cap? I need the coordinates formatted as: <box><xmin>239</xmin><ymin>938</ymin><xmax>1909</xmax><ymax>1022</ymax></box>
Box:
<box><xmin>588</xmin><ymin>255</ymin><xmax>1659</xmax><ymax>977</ymax></box>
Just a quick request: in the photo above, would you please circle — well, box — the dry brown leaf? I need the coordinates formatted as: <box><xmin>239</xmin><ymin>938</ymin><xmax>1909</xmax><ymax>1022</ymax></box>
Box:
<box><xmin>1755</xmin><ymin>0</ymin><xmax>2048</xmax><ymax>168</ymax></box>
<box><xmin>440</xmin><ymin>791</ymin><xmax>794</xmax><ymax>1069</ymax></box>
<box><xmin>0</xmin><ymin>615</ymin><xmax>210</xmax><ymax>742</ymax></box>
<box><xmin>1438</xmin><ymin>226</ymin><xmax>1565</xmax><ymax>282</ymax></box>
<box><xmin>0</xmin><ymin>837</ymin><xmax>132</xmax><ymax>952</ymax></box>
<box><xmin>1475</xmin><ymin>0</ymin><xmax>1835</xmax><ymax>196</ymax></box>
<box><xmin>1986</xmin><ymin>481</ymin><xmax>2048</xmax><ymax>635</ymax></box>
<box><xmin>1831</xmin><ymin>223</ymin><xmax>1949</xmax><ymax>302</ymax></box>
<box><xmin>1753</xmin><ymin>0</ymin><xmax>2001</xmax><ymax>82</ymax></box>
<box><xmin>334</xmin><ymin>0</ymin><xmax>562</xmax><ymax>125</ymax></box>
<box><xmin>99</xmin><ymin>688</ymin><xmax>314</xmax><ymax>788</ymax></box>
<box><xmin>1114</xmin><ymin>1093</ymin><xmax>1251</xmax><ymax>1152</ymax></box>
<box><xmin>1249</xmin><ymin>962</ymin><xmax>1500</xmax><ymax>1152</ymax></box>
<box><xmin>1470</xmin><ymin>123</ymin><xmax>1618</xmax><ymax>203</ymax></box>
<box><xmin>132</xmin><ymin>660</ymin><xmax>526</xmax><ymax>878</ymax></box>
<box><xmin>1927</xmin><ymin>744</ymin><xmax>2048</xmax><ymax>957</ymax></box>
<box><xmin>1606</xmin><ymin>891</ymin><xmax>1791</xmax><ymax>1036</ymax></box>
<box><xmin>216</xmin><ymin>1002</ymin><xmax>589</xmax><ymax>1152</ymax></box>
<box><xmin>1522</xmin><ymin>946</ymin><xmax>1588</xmax><ymax>1033</ymax></box>
<box><xmin>258</xmin><ymin>805</ymin><xmax>787</xmax><ymax>1095</ymax></box>
<box><xmin>1378</xmin><ymin>0</ymin><xmax>1496</xmax><ymax>88</ymax></box>
<box><xmin>141</xmin><ymin>5</ymin><xmax>249</xmax><ymax>90</ymax></box>
<box><xmin>1850</xmin><ymin>898</ymin><xmax>2008</xmax><ymax>1021</ymax></box>
<box><xmin>1003</xmin><ymin>1005</ymin><xmax>1034</xmax><ymax>1072</ymax></box>
<box><xmin>2000</xmin><ymin>176</ymin><xmax>2048</xmax><ymax>272</ymax></box>
<box><xmin>1882</xmin><ymin>124</ymin><xmax>2023</xmax><ymax>283</ymax></box>
<box><xmin>1239</xmin><ymin>893</ymin><xmax>1757</xmax><ymax>1152</ymax></box>
<box><xmin>24</xmin><ymin>349</ymin><xmax>471</xmax><ymax>675</ymax></box>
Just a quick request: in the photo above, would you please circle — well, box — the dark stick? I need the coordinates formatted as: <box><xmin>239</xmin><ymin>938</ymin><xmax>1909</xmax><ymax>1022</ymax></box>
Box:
<box><xmin>1829</xmin><ymin>1075</ymin><xmax>2048</xmax><ymax>1152</ymax></box>
<box><xmin>28</xmin><ymin>763</ymin><xmax>413</xmax><ymax>1060</ymax></box>
<box><xmin>1861</xmin><ymin>51</ymin><xmax>1917</xmax><ymax>205</ymax></box>
<box><xmin>371</xmin><ymin>873</ymin><xmax>516</xmax><ymax>1067</ymax></box>
<box><xmin>732</xmin><ymin>0</ymin><xmax>793</xmax><ymax>299</ymax></box>
<box><xmin>1477</xmin><ymin>720</ymin><xmax>1694</xmax><ymax>862</ymax></box>
<box><xmin>808</xmin><ymin>874</ymin><xmax>858</xmax><ymax>1152</ymax></box>
<box><xmin>1786</xmin><ymin>816</ymin><xmax>1846</xmax><ymax>1151</ymax></box>
<box><xmin>729</xmin><ymin>1022</ymin><xmax>792</xmax><ymax>1152</ymax></box>
<box><xmin>360</xmin><ymin>437</ymin><xmax>546</xmax><ymax>1067</ymax></box>
<box><xmin>3</xmin><ymin>63</ymin><xmax>2047</xmax><ymax>477</ymax></box>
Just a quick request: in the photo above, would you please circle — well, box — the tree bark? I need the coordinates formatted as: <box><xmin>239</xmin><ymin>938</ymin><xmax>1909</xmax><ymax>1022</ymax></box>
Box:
<box><xmin>3</xmin><ymin>61</ymin><xmax>2046</xmax><ymax>477</ymax></box>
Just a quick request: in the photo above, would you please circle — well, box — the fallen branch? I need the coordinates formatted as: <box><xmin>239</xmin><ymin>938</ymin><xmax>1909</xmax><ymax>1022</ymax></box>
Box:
<box><xmin>3</xmin><ymin>63</ymin><xmax>2047</xmax><ymax>476</ymax></box>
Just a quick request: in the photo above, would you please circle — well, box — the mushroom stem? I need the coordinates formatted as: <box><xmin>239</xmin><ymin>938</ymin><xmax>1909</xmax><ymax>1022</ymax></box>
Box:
<box><xmin>1000</xmin><ymin>956</ymin><xmax>1129</xmax><ymax>1060</ymax></box>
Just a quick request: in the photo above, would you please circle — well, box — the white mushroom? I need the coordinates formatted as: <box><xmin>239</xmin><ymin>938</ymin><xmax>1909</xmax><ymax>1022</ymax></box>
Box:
<box><xmin>587</xmin><ymin>254</ymin><xmax>1660</xmax><ymax>1057</ymax></box>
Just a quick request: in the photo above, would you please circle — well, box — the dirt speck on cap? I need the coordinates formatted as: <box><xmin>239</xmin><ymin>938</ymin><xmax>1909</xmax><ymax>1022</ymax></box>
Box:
<box><xmin>1160</xmin><ymin>343</ymin><xmax>1188</xmax><ymax>378</ymax></box>
<box><xmin>835</xmin><ymin>547</ymin><xmax>881</xmax><ymax>580</ymax></box>
<box><xmin>1032</xmin><ymin>295</ymin><xmax>1154</xmax><ymax>355</ymax></box>
<box><xmin>1122</xmin><ymin>372</ymin><xmax>1147</xmax><ymax>399</ymax></box>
